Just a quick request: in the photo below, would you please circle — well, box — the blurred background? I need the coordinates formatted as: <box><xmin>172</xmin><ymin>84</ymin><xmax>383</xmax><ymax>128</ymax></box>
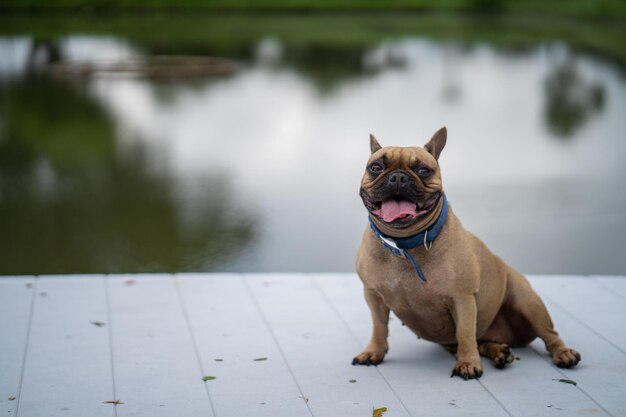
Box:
<box><xmin>0</xmin><ymin>1</ymin><xmax>624</xmax><ymax>276</ymax></box>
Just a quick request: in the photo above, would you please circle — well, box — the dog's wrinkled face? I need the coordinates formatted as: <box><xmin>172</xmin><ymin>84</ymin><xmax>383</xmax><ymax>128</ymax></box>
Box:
<box><xmin>360</xmin><ymin>127</ymin><xmax>447</xmax><ymax>234</ymax></box>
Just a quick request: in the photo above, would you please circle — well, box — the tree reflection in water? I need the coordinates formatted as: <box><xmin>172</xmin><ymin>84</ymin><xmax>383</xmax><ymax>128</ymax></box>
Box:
<box><xmin>0</xmin><ymin>74</ymin><xmax>256</xmax><ymax>275</ymax></box>
<box><xmin>544</xmin><ymin>55</ymin><xmax>605</xmax><ymax>138</ymax></box>
<box><xmin>0</xmin><ymin>30</ymin><xmax>623</xmax><ymax>275</ymax></box>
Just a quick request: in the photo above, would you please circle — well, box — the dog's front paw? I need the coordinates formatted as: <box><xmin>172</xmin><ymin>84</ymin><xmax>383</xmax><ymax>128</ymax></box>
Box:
<box><xmin>451</xmin><ymin>359</ymin><xmax>483</xmax><ymax>380</ymax></box>
<box><xmin>552</xmin><ymin>347</ymin><xmax>581</xmax><ymax>368</ymax></box>
<box><xmin>352</xmin><ymin>345</ymin><xmax>387</xmax><ymax>366</ymax></box>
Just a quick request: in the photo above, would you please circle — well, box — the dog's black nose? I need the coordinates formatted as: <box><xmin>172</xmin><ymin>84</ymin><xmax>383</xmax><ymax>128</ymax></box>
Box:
<box><xmin>389</xmin><ymin>171</ymin><xmax>409</xmax><ymax>184</ymax></box>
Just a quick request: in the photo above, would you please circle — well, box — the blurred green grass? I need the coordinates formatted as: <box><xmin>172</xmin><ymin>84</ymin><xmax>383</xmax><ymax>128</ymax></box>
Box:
<box><xmin>1</xmin><ymin>12</ymin><xmax>624</xmax><ymax>68</ymax></box>
<box><xmin>1</xmin><ymin>0</ymin><xmax>626</xmax><ymax>19</ymax></box>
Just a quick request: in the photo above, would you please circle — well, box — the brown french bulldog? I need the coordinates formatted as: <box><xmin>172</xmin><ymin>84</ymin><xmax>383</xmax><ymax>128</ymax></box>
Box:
<box><xmin>353</xmin><ymin>127</ymin><xmax>580</xmax><ymax>379</ymax></box>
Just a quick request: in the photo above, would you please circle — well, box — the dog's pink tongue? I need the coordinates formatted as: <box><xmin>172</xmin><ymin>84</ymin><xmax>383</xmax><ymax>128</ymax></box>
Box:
<box><xmin>377</xmin><ymin>199</ymin><xmax>418</xmax><ymax>222</ymax></box>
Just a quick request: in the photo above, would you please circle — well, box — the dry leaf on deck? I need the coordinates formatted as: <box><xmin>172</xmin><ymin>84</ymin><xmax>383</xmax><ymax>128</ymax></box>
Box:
<box><xmin>373</xmin><ymin>406</ymin><xmax>388</xmax><ymax>417</ymax></box>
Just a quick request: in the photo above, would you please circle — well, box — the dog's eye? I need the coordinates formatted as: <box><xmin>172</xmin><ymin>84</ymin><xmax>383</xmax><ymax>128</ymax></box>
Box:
<box><xmin>369</xmin><ymin>163</ymin><xmax>384</xmax><ymax>174</ymax></box>
<box><xmin>416</xmin><ymin>167</ymin><xmax>432</xmax><ymax>177</ymax></box>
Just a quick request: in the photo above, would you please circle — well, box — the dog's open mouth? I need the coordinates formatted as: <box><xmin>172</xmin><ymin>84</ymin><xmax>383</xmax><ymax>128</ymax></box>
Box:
<box><xmin>364</xmin><ymin>193</ymin><xmax>440</xmax><ymax>225</ymax></box>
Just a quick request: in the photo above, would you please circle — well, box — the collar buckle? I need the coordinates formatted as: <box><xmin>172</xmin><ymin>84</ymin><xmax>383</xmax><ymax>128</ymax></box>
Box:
<box><xmin>423</xmin><ymin>230</ymin><xmax>433</xmax><ymax>251</ymax></box>
<box><xmin>378</xmin><ymin>235</ymin><xmax>406</xmax><ymax>259</ymax></box>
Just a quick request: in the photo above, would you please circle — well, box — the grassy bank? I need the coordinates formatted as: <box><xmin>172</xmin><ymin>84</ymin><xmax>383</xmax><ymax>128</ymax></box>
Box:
<box><xmin>1</xmin><ymin>0</ymin><xmax>626</xmax><ymax>19</ymax></box>
<box><xmin>1</xmin><ymin>12</ymin><xmax>624</xmax><ymax>69</ymax></box>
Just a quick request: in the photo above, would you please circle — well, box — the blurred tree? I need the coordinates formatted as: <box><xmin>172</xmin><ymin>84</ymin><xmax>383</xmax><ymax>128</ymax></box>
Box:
<box><xmin>543</xmin><ymin>58</ymin><xmax>605</xmax><ymax>138</ymax></box>
<box><xmin>0</xmin><ymin>74</ymin><xmax>256</xmax><ymax>274</ymax></box>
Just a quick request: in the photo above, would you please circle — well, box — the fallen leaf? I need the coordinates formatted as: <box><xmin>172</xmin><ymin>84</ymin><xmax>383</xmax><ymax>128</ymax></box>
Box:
<box><xmin>90</xmin><ymin>321</ymin><xmax>106</xmax><ymax>327</ymax></box>
<box><xmin>202</xmin><ymin>376</ymin><xmax>216</xmax><ymax>381</ymax></box>
<box><xmin>124</xmin><ymin>280</ymin><xmax>136</xmax><ymax>286</ymax></box>
<box><xmin>8</xmin><ymin>396</ymin><xmax>15</xmax><ymax>401</ymax></box>
<box><xmin>373</xmin><ymin>406</ymin><xmax>388</xmax><ymax>417</ymax></box>
<box><xmin>554</xmin><ymin>378</ymin><xmax>577</xmax><ymax>386</ymax></box>
<box><xmin>515</xmin><ymin>357</ymin><xmax>521</xmax><ymax>361</ymax></box>
<box><xmin>349</xmin><ymin>379</ymin><xmax>357</xmax><ymax>383</ymax></box>
<box><xmin>214</xmin><ymin>359</ymin><xmax>224</xmax><ymax>362</ymax></box>
<box><xmin>102</xmin><ymin>400</ymin><xmax>124</xmax><ymax>405</ymax></box>
<box><xmin>254</xmin><ymin>357</ymin><xmax>268</xmax><ymax>361</ymax></box>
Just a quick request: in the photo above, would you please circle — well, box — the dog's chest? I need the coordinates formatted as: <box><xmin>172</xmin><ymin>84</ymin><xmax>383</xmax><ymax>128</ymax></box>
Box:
<box><xmin>371</xmin><ymin>268</ymin><xmax>457</xmax><ymax>343</ymax></box>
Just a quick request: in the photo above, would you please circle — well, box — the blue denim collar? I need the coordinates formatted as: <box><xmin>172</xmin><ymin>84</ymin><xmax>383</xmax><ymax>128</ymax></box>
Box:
<box><xmin>368</xmin><ymin>193</ymin><xmax>448</xmax><ymax>282</ymax></box>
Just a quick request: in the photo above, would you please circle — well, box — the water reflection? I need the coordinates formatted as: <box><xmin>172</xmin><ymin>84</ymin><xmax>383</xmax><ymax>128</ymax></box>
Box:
<box><xmin>0</xmin><ymin>32</ymin><xmax>624</xmax><ymax>275</ymax></box>
<box><xmin>544</xmin><ymin>54</ymin><xmax>605</xmax><ymax>138</ymax></box>
<box><xmin>0</xmin><ymin>72</ymin><xmax>256</xmax><ymax>275</ymax></box>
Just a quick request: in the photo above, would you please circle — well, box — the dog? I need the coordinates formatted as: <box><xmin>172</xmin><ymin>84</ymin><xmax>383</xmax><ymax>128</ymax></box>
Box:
<box><xmin>353</xmin><ymin>127</ymin><xmax>580</xmax><ymax>379</ymax></box>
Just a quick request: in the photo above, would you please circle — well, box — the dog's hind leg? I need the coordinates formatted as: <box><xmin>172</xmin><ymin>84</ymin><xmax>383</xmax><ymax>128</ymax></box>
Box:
<box><xmin>477</xmin><ymin>309</ymin><xmax>516</xmax><ymax>369</ymax></box>
<box><xmin>478</xmin><ymin>341</ymin><xmax>515</xmax><ymax>369</ymax></box>
<box><xmin>505</xmin><ymin>272</ymin><xmax>581</xmax><ymax>368</ymax></box>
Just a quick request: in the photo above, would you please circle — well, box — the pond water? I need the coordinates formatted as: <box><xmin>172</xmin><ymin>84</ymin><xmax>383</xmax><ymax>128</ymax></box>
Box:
<box><xmin>1</xmin><ymin>15</ymin><xmax>625</xmax><ymax>275</ymax></box>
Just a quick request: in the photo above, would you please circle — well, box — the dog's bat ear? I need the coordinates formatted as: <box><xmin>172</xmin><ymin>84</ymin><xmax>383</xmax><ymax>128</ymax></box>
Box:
<box><xmin>370</xmin><ymin>134</ymin><xmax>382</xmax><ymax>154</ymax></box>
<box><xmin>424</xmin><ymin>127</ymin><xmax>447</xmax><ymax>161</ymax></box>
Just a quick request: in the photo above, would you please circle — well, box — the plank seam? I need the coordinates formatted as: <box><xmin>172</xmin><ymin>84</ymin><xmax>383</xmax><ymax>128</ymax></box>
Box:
<box><xmin>13</xmin><ymin>277</ymin><xmax>37</xmax><ymax>417</ymax></box>
<box><xmin>589</xmin><ymin>277</ymin><xmax>626</xmax><ymax>302</ymax></box>
<box><xmin>541</xmin><ymin>295</ymin><xmax>626</xmax><ymax>356</ymax></box>
<box><xmin>528</xmin><ymin>345</ymin><xmax>614</xmax><ymax>417</ymax></box>
<box><xmin>474</xmin><ymin>380</ymin><xmax>515</xmax><ymax>417</ymax></box>
<box><xmin>241</xmin><ymin>274</ymin><xmax>316</xmax><ymax>417</ymax></box>
<box><xmin>310</xmin><ymin>274</ymin><xmax>517</xmax><ymax>417</ymax></box>
<box><xmin>308</xmin><ymin>274</ymin><xmax>421</xmax><ymax>417</ymax></box>
<box><xmin>173</xmin><ymin>275</ymin><xmax>218</xmax><ymax>417</ymax></box>
<box><xmin>104</xmin><ymin>276</ymin><xmax>119</xmax><ymax>417</ymax></box>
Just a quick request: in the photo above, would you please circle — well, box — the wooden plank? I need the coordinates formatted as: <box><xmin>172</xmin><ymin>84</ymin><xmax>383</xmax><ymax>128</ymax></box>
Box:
<box><xmin>470</xmin><ymin>275</ymin><xmax>615</xmax><ymax>416</ymax></box>
<box><xmin>528</xmin><ymin>276</ymin><xmax>626</xmax><ymax>353</ymax></box>
<box><xmin>313</xmin><ymin>273</ymin><xmax>609</xmax><ymax>417</ymax></box>
<box><xmin>17</xmin><ymin>276</ymin><xmax>115</xmax><ymax>417</ymax></box>
<box><xmin>477</xmin><ymin>345</ymin><xmax>607</xmax><ymax>416</ymax></box>
<box><xmin>312</xmin><ymin>273</ymin><xmax>511</xmax><ymax>417</ymax></box>
<box><xmin>593</xmin><ymin>276</ymin><xmax>626</xmax><ymax>301</ymax></box>
<box><xmin>529</xmin><ymin>297</ymin><xmax>626</xmax><ymax>417</ymax></box>
<box><xmin>107</xmin><ymin>275</ymin><xmax>214</xmax><ymax>417</ymax></box>
<box><xmin>0</xmin><ymin>277</ymin><xmax>35</xmax><ymax>416</ymax></box>
<box><xmin>2</xmin><ymin>273</ymin><xmax>624</xmax><ymax>417</ymax></box>
<box><xmin>245</xmin><ymin>273</ymin><xmax>412</xmax><ymax>417</ymax></box>
<box><xmin>176</xmin><ymin>273</ymin><xmax>311</xmax><ymax>417</ymax></box>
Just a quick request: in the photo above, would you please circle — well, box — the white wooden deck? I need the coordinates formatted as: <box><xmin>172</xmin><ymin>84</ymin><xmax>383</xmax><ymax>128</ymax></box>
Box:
<box><xmin>0</xmin><ymin>274</ymin><xmax>625</xmax><ymax>417</ymax></box>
